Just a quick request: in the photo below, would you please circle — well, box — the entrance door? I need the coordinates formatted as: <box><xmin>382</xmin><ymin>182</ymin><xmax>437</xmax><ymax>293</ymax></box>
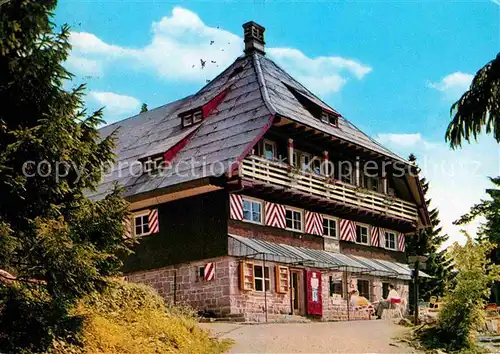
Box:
<box><xmin>291</xmin><ymin>270</ymin><xmax>303</xmax><ymax>315</ymax></box>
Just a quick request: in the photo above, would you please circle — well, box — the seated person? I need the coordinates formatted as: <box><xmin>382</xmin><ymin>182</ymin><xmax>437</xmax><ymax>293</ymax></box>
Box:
<box><xmin>375</xmin><ymin>284</ymin><xmax>401</xmax><ymax>318</ymax></box>
<box><xmin>350</xmin><ymin>290</ymin><xmax>373</xmax><ymax>311</ymax></box>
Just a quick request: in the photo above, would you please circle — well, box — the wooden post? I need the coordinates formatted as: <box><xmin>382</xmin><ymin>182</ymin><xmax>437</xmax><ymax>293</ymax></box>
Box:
<box><xmin>263</xmin><ymin>254</ymin><xmax>268</xmax><ymax>323</ymax></box>
<box><xmin>355</xmin><ymin>159</ymin><xmax>361</xmax><ymax>186</ymax></box>
<box><xmin>382</xmin><ymin>171</ymin><xmax>388</xmax><ymax>194</ymax></box>
<box><xmin>288</xmin><ymin>138</ymin><xmax>294</xmax><ymax>166</ymax></box>
<box><xmin>414</xmin><ymin>260</ymin><xmax>419</xmax><ymax>325</ymax></box>
<box><xmin>323</xmin><ymin>150</ymin><xmax>329</xmax><ymax>176</ymax></box>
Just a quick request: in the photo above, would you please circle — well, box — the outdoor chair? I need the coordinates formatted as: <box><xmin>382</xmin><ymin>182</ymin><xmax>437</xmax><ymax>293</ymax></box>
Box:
<box><xmin>381</xmin><ymin>298</ymin><xmax>404</xmax><ymax>320</ymax></box>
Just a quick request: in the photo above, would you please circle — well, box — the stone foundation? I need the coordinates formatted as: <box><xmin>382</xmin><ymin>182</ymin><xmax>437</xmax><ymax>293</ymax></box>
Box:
<box><xmin>125</xmin><ymin>256</ymin><xmax>409</xmax><ymax>322</ymax></box>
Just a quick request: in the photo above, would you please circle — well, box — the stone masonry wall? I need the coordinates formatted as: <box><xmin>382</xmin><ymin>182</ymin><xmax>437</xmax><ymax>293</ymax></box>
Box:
<box><xmin>125</xmin><ymin>256</ymin><xmax>232</xmax><ymax>317</ymax></box>
<box><xmin>227</xmin><ymin>257</ymin><xmax>293</xmax><ymax>321</ymax></box>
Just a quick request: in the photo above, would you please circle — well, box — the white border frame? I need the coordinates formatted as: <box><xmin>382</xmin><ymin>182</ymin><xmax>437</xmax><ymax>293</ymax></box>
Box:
<box><xmin>383</xmin><ymin>230</ymin><xmax>398</xmax><ymax>251</ymax></box>
<box><xmin>322</xmin><ymin>215</ymin><xmax>338</xmax><ymax>239</ymax></box>
<box><xmin>285</xmin><ymin>206</ymin><xmax>304</xmax><ymax>232</ymax></box>
<box><xmin>241</xmin><ymin>196</ymin><xmax>264</xmax><ymax>225</ymax></box>
<box><xmin>355</xmin><ymin>222</ymin><xmax>370</xmax><ymax>246</ymax></box>
<box><xmin>132</xmin><ymin>210</ymin><xmax>151</xmax><ymax>238</ymax></box>
<box><xmin>263</xmin><ymin>139</ymin><xmax>277</xmax><ymax>161</ymax></box>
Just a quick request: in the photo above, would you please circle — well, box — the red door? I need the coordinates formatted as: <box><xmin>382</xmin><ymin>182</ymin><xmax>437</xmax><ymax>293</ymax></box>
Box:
<box><xmin>306</xmin><ymin>270</ymin><xmax>322</xmax><ymax>315</ymax></box>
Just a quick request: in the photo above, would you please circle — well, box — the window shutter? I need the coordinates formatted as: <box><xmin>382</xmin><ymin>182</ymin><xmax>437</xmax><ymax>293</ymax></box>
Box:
<box><xmin>123</xmin><ymin>217</ymin><xmax>132</xmax><ymax>239</ymax></box>
<box><xmin>370</xmin><ymin>226</ymin><xmax>381</xmax><ymax>247</ymax></box>
<box><xmin>239</xmin><ymin>261</ymin><xmax>254</xmax><ymax>291</ymax></box>
<box><xmin>275</xmin><ymin>265</ymin><xmax>290</xmax><ymax>294</ymax></box>
<box><xmin>339</xmin><ymin>219</ymin><xmax>355</xmax><ymax>242</ymax></box>
<box><xmin>229</xmin><ymin>194</ymin><xmax>243</xmax><ymax>220</ymax></box>
<box><xmin>265</xmin><ymin>202</ymin><xmax>286</xmax><ymax>228</ymax></box>
<box><xmin>398</xmin><ymin>233</ymin><xmax>406</xmax><ymax>252</ymax></box>
<box><xmin>305</xmin><ymin>211</ymin><xmax>323</xmax><ymax>235</ymax></box>
<box><xmin>148</xmin><ymin>209</ymin><xmax>159</xmax><ymax>234</ymax></box>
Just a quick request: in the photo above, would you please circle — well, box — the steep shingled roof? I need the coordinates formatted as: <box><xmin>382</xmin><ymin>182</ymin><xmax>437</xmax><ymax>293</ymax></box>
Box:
<box><xmin>94</xmin><ymin>53</ymin><xmax>408</xmax><ymax>200</ymax></box>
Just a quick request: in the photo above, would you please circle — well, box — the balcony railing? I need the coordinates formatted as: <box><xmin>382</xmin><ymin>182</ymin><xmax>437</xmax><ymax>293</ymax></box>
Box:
<box><xmin>240</xmin><ymin>155</ymin><xmax>418</xmax><ymax>222</ymax></box>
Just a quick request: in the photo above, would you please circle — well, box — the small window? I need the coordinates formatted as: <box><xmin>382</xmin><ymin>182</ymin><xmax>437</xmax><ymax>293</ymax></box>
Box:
<box><xmin>181</xmin><ymin>109</ymin><xmax>203</xmax><ymax>127</ymax></box>
<box><xmin>329</xmin><ymin>276</ymin><xmax>343</xmax><ymax>297</ymax></box>
<box><xmin>339</xmin><ymin>162</ymin><xmax>353</xmax><ymax>184</ymax></box>
<box><xmin>382</xmin><ymin>282</ymin><xmax>390</xmax><ymax>299</ymax></box>
<box><xmin>192</xmin><ymin>110</ymin><xmax>203</xmax><ymax>124</ymax></box>
<box><xmin>301</xmin><ymin>153</ymin><xmax>311</xmax><ymax>172</ymax></box>
<box><xmin>292</xmin><ymin>151</ymin><xmax>298</xmax><ymax>167</ymax></box>
<box><xmin>143</xmin><ymin>156</ymin><xmax>164</xmax><ymax>173</ymax></box>
<box><xmin>263</xmin><ymin>139</ymin><xmax>277</xmax><ymax>161</ymax></box>
<box><xmin>321</xmin><ymin>111</ymin><xmax>338</xmax><ymax>126</ymax></box>
<box><xmin>357</xmin><ymin>279</ymin><xmax>370</xmax><ymax>299</ymax></box>
<box><xmin>254</xmin><ymin>265</ymin><xmax>270</xmax><ymax>292</ymax></box>
<box><xmin>356</xmin><ymin>225</ymin><xmax>369</xmax><ymax>245</ymax></box>
<box><xmin>323</xmin><ymin>217</ymin><xmax>337</xmax><ymax>238</ymax></box>
<box><xmin>242</xmin><ymin>198</ymin><xmax>262</xmax><ymax>224</ymax></box>
<box><xmin>311</xmin><ymin>158</ymin><xmax>322</xmax><ymax>175</ymax></box>
<box><xmin>196</xmin><ymin>266</ymin><xmax>205</xmax><ymax>282</ymax></box>
<box><xmin>385</xmin><ymin>231</ymin><xmax>397</xmax><ymax>250</ymax></box>
<box><xmin>285</xmin><ymin>208</ymin><xmax>302</xmax><ymax>232</ymax></box>
<box><xmin>363</xmin><ymin>175</ymin><xmax>380</xmax><ymax>192</ymax></box>
<box><xmin>134</xmin><ymin>213</ymin><xmax>150</xmax><ymax>237</ymax></box>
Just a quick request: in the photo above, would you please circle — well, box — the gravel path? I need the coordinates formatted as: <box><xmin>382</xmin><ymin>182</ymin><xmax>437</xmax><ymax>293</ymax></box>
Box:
<box><xmin>201</xmin><ymin>320</ymin><xmax>420</xmax><ymax>353</ymax></box>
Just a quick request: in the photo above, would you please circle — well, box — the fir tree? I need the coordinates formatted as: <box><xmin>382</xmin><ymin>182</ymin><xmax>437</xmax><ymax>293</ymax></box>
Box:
<box><xmin>0</xmin><ymin>1</ymin><xmax>131</xmax><ymax>351</ymax></box>
<box><xmin>455</xmin><ymin>176</ymin><xmax>500</xmax><ymax>304</ymax></box>
<box><xmin>406</xmin><ymin>154</ymin><xmax>450</xmax><ymax>301</ymax></box>
<box><xmin>140</xmin><ymin>103</ymin><xmax>148</xmax><ymax>113</ymax></box>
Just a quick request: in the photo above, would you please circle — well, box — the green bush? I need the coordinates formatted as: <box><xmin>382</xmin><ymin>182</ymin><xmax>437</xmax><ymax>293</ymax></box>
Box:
<box><xmin>419</xmin><ymin>235</ymin><xmax>500</xmax><ymax>353</ymax></box>
<box><xmin>45</xmin><ymin>280</ymin><xmax>232</xmax><ymax>354</ymax></box>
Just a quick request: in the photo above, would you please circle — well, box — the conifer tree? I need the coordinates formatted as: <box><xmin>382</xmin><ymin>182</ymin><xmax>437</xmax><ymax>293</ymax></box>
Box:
<box><xmin>406</xmin><ymin>154</ymin><xmax>450</xmax><ymax>301</ymax></box>
<box><xmin>0</xmin><ymin>1</ymin><xmax>131</xmax><ymax>351</ymax></box>
<box><xmin>456</xmin><ymin>176</ymin><xmax>500</xmax><ymax>303</ymax></box>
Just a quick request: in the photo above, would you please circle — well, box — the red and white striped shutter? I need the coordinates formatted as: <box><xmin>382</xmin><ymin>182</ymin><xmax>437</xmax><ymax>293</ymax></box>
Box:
<box><xmin>339</xmin><ymin>219</ymin><xmax>355</xmax><ymax>242</ymax></box>
<box><xmin>229</xmin><ymin>194</ymin><xmax>243</xmax><ymax>220</ymax></box>
<box><xmin>370</xmin><ymin>226</ymin><xmax>380</xmax><ymax>247</ymax></box>
<box><xmin>265</xmin><ymin>202</ymin><xmax>286</xmax><ymax>228</ymax></box>
<box><xmin>123</xmin><ymin>217</ymin><xmax>132</xmax><ymax>239</ymax></box>
<box><xmin>398</xmin><ymin>233</ymin><xmax>406</xmax><ymax>252</ymax></box>
<box><xmin>204</xmin><ymin>262</ymin><xmax>215</xmax><ymax>281</ymax></box>
<box><xmin>305</xmin><ymin>211</ymin><xmax>323</xmax><ymax>235</ymax></box>
<box><xmin>149</xmin><ymin>209</ymin><xmax>159</xmax><ymax>234</ymax></box>
<box><xmin>378</xmin><ymin>228</ymin><xmax>386</xmax><ymax>248</ymax></box>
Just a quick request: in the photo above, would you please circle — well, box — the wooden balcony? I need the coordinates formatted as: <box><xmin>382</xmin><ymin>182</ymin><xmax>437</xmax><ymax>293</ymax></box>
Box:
<box><xmin>240</xmin><ymin>155</ymin><xmax>418</xmax><ymax>223</ymax></box>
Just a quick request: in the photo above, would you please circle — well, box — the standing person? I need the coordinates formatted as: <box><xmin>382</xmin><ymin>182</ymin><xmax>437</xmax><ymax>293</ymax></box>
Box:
<box><xmin>375</xmin><ymin>284</ymin><xmax>401</xmax><ymax>319</ymax></box>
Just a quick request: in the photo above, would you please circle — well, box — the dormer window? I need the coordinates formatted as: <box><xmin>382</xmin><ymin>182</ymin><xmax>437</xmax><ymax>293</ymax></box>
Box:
<box><xmin>181</xmin><ymin>109</ymin><xmax>203</xmax><ymax>128</ymax></box>
<box><xmin>321</xmin><ymin>111</ymin><xmax>339</xmax><ymax>127</ymax></box>
<box><xmin>143</xmin><ymin>155</ymin><xmax>164</xmax><ymax>173</ymax></box>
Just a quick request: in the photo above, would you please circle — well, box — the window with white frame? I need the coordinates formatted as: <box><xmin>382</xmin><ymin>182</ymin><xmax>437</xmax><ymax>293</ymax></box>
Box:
<box><xmin>323</xmin><ymin>217</ymin><xmax>337</xmax><ymax>238</ymax></box>
<box><xmin>254</xmin><ymin>265</ymin><xmax>270</xmax><ymax>291</ymax></box>
<box><xmin>242</xmin><ymin>198</ymin><xmax>262</xmax><ymax>224</ymax></box>
<box><xmin>134</xmin><ymin>213</ymin><xmax>150</xmax><ymax>237</ymax></box>
<box><xmin>339</xmin><ymin>162</ymin><xmax>353</xmax><ymax>184</ymax></box>
<box><xmin>363</xmin><ymin>175</ymin><xmax>380</xmax><ymax>192</ymax></box>
<box><xmin>263</xmin><ymin>139</ymin><xmax>277</xmax><ymax>161</ymax></box>
<box><xmin>143</xmin><ymin>156</ymin><xmax>164</xmax><ymax>173</ymax></box>
<box><xmin>385</xmin><ymin>231</ymin><xmax>397</xmax><ymax>250</ymax></box>
<box><xmin>285</xmin><ymin>207</ymin><xmax>302</xmax><ymax>232</ymax></box>
<box><xmin>181</xmin><ymin>109</ymin><xmax>203</xmax><ymax>127</ymax></box>
<box><xmin>301</xmin><ymin>152</ymin><xmax>311</xmax><ymax>172</ymax></box>
<box><xmin>356</xmin><ymin>225</ymin><xmax>369</xmax><ymax>245</ymax></box>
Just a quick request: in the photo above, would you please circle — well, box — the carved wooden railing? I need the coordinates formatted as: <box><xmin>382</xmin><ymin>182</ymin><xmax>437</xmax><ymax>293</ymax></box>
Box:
<box><xmin>240</xmin><ymin>155</ymin><xmax>418</xmax><ymax>222</ymax></box>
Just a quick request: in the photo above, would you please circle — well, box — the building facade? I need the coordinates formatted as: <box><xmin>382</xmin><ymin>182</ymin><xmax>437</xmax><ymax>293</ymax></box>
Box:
<box><xmin>97</xmin><ymin>21</ymin><xmax>430</xmax><ymax>322</ymax></box>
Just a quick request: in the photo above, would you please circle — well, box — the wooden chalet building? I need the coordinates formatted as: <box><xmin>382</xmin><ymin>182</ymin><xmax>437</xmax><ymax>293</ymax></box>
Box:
<box><xmin>97</xmin><ymin>21</ymin><xmax>431</xmax><ymax>322</ymax></box>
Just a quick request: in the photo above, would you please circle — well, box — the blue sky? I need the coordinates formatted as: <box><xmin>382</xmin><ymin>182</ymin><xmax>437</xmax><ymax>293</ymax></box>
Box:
<box><xmin>55</xmin><ymin>0</ymin><xmax>500</xmax><ymax>247</ymax></box>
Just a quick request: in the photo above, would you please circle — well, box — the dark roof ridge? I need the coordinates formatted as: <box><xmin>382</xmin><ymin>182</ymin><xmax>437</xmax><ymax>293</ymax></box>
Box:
<box><xmin>252</xmin><ymin>53</ymin><xmax>277</xmax><ymax>115</ymax></box>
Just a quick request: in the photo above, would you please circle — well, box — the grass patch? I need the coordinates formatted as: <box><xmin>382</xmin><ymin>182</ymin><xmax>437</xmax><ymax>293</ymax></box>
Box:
<box><xmin>49</xmin><ymin>280</ymin><xmax>233</xmax><ymax>354</ymax></box>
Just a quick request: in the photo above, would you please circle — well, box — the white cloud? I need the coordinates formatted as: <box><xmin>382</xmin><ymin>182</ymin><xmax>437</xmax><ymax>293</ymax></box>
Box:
<box><xmin>377</xmin><ymin>132</ymin><xmax>500</xmax><ymax>248</ymax></box>
<box><xmin>65</xmin><ymin>55</ymin><xmax>103</xmax><ymax>76</ymax></box>
<box><xmin>376</xmin><ymin>133</ymin><xmax>425</xmax><ymax>148</ymax></box>
<box><xmin>88</xmin><ymin>91</ymin><xmax>141</xmax><ymax>116</ymax></box>
<box><xmin>68</xmin><ymin>7</ymin><xmax>371</xmax><ymax>95</ymax></box>
<box><xmin>428</xmin><ymin>72</ymin><xmax>473</xmax><ymax>101</ymax></box>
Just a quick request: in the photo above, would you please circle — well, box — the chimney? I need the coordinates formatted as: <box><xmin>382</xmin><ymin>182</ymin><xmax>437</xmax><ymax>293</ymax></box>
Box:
<box><xmin>243</xmin><ymin>21</ymin><xmax>265</xmax><ymax>55</ymax></box>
